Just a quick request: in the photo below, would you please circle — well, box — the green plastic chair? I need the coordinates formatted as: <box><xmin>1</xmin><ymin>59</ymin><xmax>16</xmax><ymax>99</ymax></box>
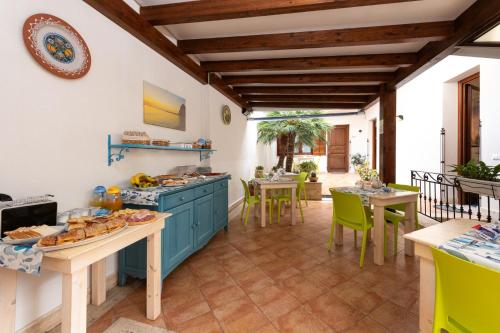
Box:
<box><xmin>328</xmin><ymin>189</ymin><xmax>375</xmax><ymax>267</ymax></box>
<box><xmin>384</xmin><ymin>183</ymin><xmax>420</xmax><ymax>255</ymax></box>
<box><xmin>240</xmin><ymin>179</ymin><xmax>273</xmax><ymax>226</ymax></box>
<box><xmin>273</xmin><ymin>172</ymin><xmax>307</xmax><ymax>224</ymax></box>
<box><xmin>431</xmin><ymin>247</ymin><xmax>500</xmax><ymax>333</ymax></box>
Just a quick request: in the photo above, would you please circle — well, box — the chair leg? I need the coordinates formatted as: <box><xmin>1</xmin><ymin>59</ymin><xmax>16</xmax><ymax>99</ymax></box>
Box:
<box><xmin>384</xmin><ymin>223</ymin><xmax>388</xmax><ymax>257</ymax></box>
<box><xmin>298</xmin><ymin>199</ymin><xmax>304</xmax><ymax>223</ymax></box>
<box><xmin>354</xmin><ymin>230</ymin><xmax>357</xmax><ymax>248</ymax></box>
<box><xmin>393</xmin><ymin>221</ymin><xmax>399</xmax><ymax>255</ymax></box>
<box><xmin>304</xmin><ymin>189</ymin><xmax>308</xmax><ymax>207</ymax></box>
<box><xmin>359</xmin><ymin>229</ymin><xmax>369</xmax><ymax>268</ymax></box>
<box><xmin>277</xmin><ymin>200</ymin><xmax>282</xmax><ymax>225</ymax></box>
<box><xmin>244</xmin><ymin>204</ymin><xmax>251</xmax><ymax>226</ymax></box>
<box><xmin>328</xmin><ymin>221</ymin><xmax>336</xmax><ymax>251</ymax></box>
<box><xmin>268</xmin><ymin>201</ymin><xmax>273</xmax><ymax>224</ymax></box>
<box><xmin>240</xmin><ymin>201</ymin><xmax>246</xmax><ymax>220</ymax></box>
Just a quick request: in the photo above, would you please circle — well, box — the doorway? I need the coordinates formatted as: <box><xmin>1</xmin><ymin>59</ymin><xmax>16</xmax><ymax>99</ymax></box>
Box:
<box><xmin>327</xmin><ymin>125</ymin><xmax>349</xmax><ymax>172</ymax></box>
<box><xmin>371</xmin><ymin>120</ymin><xmax>377</xmax><ymax>170</ymax></box>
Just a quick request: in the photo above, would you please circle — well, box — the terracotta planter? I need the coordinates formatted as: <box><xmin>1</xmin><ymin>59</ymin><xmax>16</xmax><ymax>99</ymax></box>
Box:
<box><xmin>456</xmin><ymin>177</ymin><xmax>500</xmax><ymax>199</ymax></box>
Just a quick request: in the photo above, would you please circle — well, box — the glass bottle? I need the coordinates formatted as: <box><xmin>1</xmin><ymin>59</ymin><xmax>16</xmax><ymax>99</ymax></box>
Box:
<box><xmin>89</xmin><ymin>186</ymin><xmax>107</xmax><ymax>208</ymax></box>
<box><xmin>105</xmin><ymin>186</ymin><xmax>123</xmax><ymax>211</ymax></box>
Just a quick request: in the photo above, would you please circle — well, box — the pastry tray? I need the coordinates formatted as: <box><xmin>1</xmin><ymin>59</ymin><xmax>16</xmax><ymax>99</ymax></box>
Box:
<box><xmin>1</xmin><ymin>225</ymin><xmax>65</xmax><ymax>245</ymax></box>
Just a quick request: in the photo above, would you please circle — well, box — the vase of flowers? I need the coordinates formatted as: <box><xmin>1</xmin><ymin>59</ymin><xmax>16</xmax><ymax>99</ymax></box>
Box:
<box><xmin>355</xmin><ymin>162</ymin><xmax>378</xmax><ymax>189</ymax></box>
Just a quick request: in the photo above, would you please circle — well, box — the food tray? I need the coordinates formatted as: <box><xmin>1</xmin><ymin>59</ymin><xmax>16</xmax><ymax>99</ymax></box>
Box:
<box><xmin>33</xmin><ymin>224</ymin><xmax>128</xmax><ymax>252</ymax></box>
<box><xmin>1</xmin><ymin>225</ymin><xmax>65</xmax><ymax>245</ymax></box>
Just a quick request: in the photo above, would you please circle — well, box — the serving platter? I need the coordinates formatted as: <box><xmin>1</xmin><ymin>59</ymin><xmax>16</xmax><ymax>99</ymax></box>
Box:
<box><xmin>33</xmin><ymin>224</ymin><xmax>128</xmax><ymax>252</ymax></box>
<box><xmin>1</xmin><ymin>225</ymin><xmax>65</xmax><ymax>245</ymax></box>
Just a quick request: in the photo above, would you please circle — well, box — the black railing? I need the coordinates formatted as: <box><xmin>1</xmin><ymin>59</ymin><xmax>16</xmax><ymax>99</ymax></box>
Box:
<box><xmin>411</xmin><ymin>170</ymin><xmax>499</xmax><ymax>223</ymax></box>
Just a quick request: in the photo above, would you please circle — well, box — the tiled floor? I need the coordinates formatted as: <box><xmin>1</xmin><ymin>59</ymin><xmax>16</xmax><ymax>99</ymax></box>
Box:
<box><xmin>88</xmin><ymin>200</ymin><xmax>420</xmax><ymax>333</ymax></box>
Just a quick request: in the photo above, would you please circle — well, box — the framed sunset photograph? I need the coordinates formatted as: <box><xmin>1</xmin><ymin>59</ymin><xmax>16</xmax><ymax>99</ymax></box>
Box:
<box><xmin>143</xmin><ymin>81</ymin><xmax>186</xmax><ymax>131</ymax></box>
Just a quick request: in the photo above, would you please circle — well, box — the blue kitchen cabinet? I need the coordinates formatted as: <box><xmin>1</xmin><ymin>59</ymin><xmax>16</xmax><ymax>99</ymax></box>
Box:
<box><xmin>119</xmin><ymin>177</ymin><xmax>229</xmax><ymax>285</ymax></box>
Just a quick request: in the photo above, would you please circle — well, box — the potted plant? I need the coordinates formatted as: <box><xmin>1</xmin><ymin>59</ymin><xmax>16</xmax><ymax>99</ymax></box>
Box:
<box><xmin>297</xmin><ymin>160</ymin><xmax>319</xmax><ymax>179</ymax></box>
<box><xmin>355</xmin><ymin>161</ymin><xmax>378</xmax><ymax>188</ymax></box>
<box><xmin>351</xmin><ymin>153</ymin><xmax>366</xmax><ymax>168</ymax></box>
<box><xmin>309</xmin><ymin>171</ymin><xmax>318</xmax><ymax>182</ymax></box>
<box><xmin>255</xmin><ymin>165</ymin><xmax>265</xmax><ymax>179</ymax></box>
<box><xmin>450</xmin><ymin>160</ymin><xmax>500</xmax><ymax>199</ymax></box>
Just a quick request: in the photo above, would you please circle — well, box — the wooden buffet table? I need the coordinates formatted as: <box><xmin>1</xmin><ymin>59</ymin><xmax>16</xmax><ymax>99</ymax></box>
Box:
<box><xmin>332</xmin><ymin>187</ymin><xmax>418</xmax><ymax>265</ymax></box>
<box><xmin>404</xmin><ymin>219</ymin><xmax>483</xmax><ymax>333</ymax></box>
<box><xmin>0</xmin><ymin>213</ymin><xmax>170</xmax><ymax>333</ymax></box>
<box><xmin>254</xmin><ymin>179</ymin><xmax>297</xmax><ymax>227</ymax></box>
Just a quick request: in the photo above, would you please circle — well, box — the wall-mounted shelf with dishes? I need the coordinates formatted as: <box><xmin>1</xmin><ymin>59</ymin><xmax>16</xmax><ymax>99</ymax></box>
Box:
<box><xmin>107</xmin><ymin>135</ymin><xmax>215</xmax><ymax>166</ymax></box>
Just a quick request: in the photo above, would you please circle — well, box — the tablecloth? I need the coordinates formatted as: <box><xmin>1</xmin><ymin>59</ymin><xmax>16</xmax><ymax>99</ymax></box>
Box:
<box><xmin>0</xmin><ymin>243</ymin><xmax>43</xmax><ymax>275</ymax></box>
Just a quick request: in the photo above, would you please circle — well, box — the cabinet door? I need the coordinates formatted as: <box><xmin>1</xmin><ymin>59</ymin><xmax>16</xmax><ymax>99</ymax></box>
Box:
<box><xmin>194</xmin><ymin>194</ymin><xmax>213</xmax><ymax>248</ymax></box>
<box><xmin>213</xmin><ymin>188</ymin><xmax>228</xmax><ymax>232</ymax></box>
<box><xmin>163</xmin><ymin>202</ymin><xmax>195</xmax><ymax>276</ymax></box>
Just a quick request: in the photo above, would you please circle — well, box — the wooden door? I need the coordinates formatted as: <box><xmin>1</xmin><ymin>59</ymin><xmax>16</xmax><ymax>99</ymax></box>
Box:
<box><xmin>328</xmin><ymin>125</ymin><xmax>349</xmax><ymax>172</ymax></box>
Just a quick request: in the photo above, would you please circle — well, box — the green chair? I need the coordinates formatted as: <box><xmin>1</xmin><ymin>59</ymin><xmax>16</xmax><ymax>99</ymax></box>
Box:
<box><xmin>240</xmin><ymin>179</ymin><xmax>273</xmax><ymax>226</ymax></box>
<box><xmin>328</xmin><ymin>189</ymin><xmax>375</xmax><ymax>267</ymax></box>
<box><xmin>384</xmin><ymin>183</ymin><xmax>420</xmax><ymax>255</ymax></box>
<box><xmin>431</xmin><ymin>248</ymin><xmax>500</xmax><ymax>333</ymax></box>
<box><xmin>273</xmin><ymin>172</ymin><xmax>307</xmax><ymax>224</ymax></box>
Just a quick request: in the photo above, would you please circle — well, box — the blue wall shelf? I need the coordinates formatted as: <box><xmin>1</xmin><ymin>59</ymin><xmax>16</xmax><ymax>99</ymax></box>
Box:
<box><xmin>107</xmin><ymin>135</ymin><xmax>215</xmax><ymax>166</ymax></box>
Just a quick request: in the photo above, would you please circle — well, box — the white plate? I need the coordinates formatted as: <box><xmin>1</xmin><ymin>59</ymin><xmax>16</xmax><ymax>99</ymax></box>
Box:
<box><xmin>1</xmin><ymin>225</ymin><xmax>65</xmax><ymax>245</ymax></box>
<box><xmin>32</xmin><ymin>224</ymin><xmax>128</xmax><ymax>252</ymax></box>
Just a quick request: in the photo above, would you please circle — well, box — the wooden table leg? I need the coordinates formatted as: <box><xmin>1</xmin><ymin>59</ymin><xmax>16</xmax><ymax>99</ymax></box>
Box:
<box><xmin>291</xmin><ymin>186</ymin><xmax>296</xmax><ymax>225</ymax></box>
<box><xmin>419</xmin><ymin>256</ymin><xmax>435</xmax><ymax>333</ymax></box>
<box><xmin>0</xmin><ymin>268</ymin><xmax>17</xmax><ymax>333</ymax></box>
<box><xmin>146</xmin><ymin>231</ymin><xmax>161</xmax><ymax>320</ymax></box>
<box><xmin>404</xmin><ymin>201</ymin><xmax>416</xmax><ymax>256</ymax></box>
<box><xmin>62</xmin><ymin>267</ymin><xmax>88</xmax><ymax>333</ymax></box>
<box><xmin>91</xmin><ymin>258</ymin><xmax>106</xmax><ymax>306</ymax></box>
<box><xmin>260</xmin><ymin>187</ymin><xmax>267</xmax><ymax>227</ymax></box>
<box><xmin>334</xmin><ymin>224</ymin><xmax>344</xmax><ymax>245</ymax></box>
<box><xmin>373</xmin><ymin>204</ymin><xmax>385</xmax><ymax>265</ymax></box>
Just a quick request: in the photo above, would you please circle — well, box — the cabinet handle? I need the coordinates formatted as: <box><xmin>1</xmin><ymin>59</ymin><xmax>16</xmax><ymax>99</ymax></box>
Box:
<box><xmin>180</xmin><ymin>197</ymin><xmax>185</xmax><ymax>201</ymax></box>
<box><xmin>203</xmin><ymin>189</ymin><xmax>207</xmax><ymax>192</ymax></box>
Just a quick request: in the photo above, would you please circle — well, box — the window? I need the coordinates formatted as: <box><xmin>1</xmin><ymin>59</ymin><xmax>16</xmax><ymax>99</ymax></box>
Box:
<box><xmin>277</xmin><ymin>133</ymin><xmax>326</xmax><ymax>156</ymax></box>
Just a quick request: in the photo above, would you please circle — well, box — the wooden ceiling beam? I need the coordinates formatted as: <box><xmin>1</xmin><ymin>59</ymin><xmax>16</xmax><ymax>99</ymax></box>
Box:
<box><xmin>178</xmin><ymin>21</ymin><xmax>454</xmax><ymax>54</ymax></box>
<box><xmin>243</xmin><ymin>95</ymin><xmax>369</xmax><ymax>103</ymax></box>
<box><xmin>141</xmin><ymin>0</ymin><xmax>418</xmax><ymax>25</ymax></box>
<box><xmin>223</xmin><ymin>72</ymin><xmax>394</xmax><ymax>85</ymax></box>
<box><xmin>249</xmin><ymin>102</ymin><xmax>365</xmax><ymax>109</ymax></box>
<box><xmin>209</xmin><ymin>73</ymin><xmax>248</xmax><ymax>108</ymax></box>
<box><xmin>83</xmin><ymin>0</ymin><xmax>207</xmax><ymax>84</ymax></box>
<box><xmin>201</xmin><ymin>53</ymin><xmax>417</xmax><ymax>72</ymax></box>
<box><xmin>391</xmin><ymin>0</ymin><xmax>500</xmax><ymax>88</ymax></box>
<box><xmin>235</xmin><ymin>85</ymin><xmax>380</xmax><ymax>95</ymax></box>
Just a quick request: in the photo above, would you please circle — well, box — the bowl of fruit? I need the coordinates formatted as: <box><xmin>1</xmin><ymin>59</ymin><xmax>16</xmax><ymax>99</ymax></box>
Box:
<box><xmin>130</xmin><ymin>173</ymin><xmax>160</xmax><ymax>190</ymax></box>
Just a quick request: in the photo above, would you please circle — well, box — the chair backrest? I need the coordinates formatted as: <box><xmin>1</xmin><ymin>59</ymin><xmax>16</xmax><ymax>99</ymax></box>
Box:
<box><xmin>294</xmin><ymin>172</ymin><xmax>308</xmax><ymax>195</ymax></box>
<box><xmin>388</xmin><ymin>183</ymin><xmax>420</xmax><ymax>213</ymax></box>
<box><xmin>330</xmin><ymin>189</ymin><xmax>368</xmax><ymax>228</ymax></box>
<box><xmin>240</xmin><ymin>179</ymin><xmax>250</xmax><ymax>200</ymax></box>
<box><xmin>431</xmin><ymin>248</ymin><xmax>500</xmax><ymax>333</ymax></box>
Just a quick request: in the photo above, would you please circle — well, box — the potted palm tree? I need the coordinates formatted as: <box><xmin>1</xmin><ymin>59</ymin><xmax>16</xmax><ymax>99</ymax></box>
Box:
<box><xmin>451</xmin><ymin>160</ymin><xmax>500</xmax><ymax>199</ymax></box>
<box><xmin>257</xmin><ymin>111</ymin><xmax>331</xmax><ymax>172</ymax></box>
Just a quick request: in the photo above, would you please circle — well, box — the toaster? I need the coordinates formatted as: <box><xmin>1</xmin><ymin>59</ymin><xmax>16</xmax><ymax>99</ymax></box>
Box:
<box><xmin>0</xmin><ymin>195</ymin><xmax>57</xmax><ymax>238</ymax></box>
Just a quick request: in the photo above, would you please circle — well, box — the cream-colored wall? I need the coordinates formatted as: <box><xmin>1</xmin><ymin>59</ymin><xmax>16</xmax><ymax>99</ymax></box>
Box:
<box><xmin>0</xmin><ymin>0</ymin><xmax>254</xmax><ymax>330</ymax></box>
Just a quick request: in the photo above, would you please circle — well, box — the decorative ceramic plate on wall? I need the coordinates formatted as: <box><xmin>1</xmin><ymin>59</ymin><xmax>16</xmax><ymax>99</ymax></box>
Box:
<box><xmin>23</xmin><ymin>13</ymin><xmax>91</xmax><ymax>79</ymax></box>
<box><xmin>222</xmin><ymin>105</ymin><xmax>231</xmax><ymax>125</ymax></box>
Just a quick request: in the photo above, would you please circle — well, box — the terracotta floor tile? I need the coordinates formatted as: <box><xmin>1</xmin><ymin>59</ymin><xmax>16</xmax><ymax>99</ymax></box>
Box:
<box><xmin>221</xmin><ymin>255</ymin><xmax>255</xmax><ymax>275</ymax></box>
<box><xmin>278</xmin><ymin>275</ymin><xmax>327</xmax><ymax>303</ymax></box>
<box><xmin>344</xmin><ymin>316</ymin><xmax>387</xmax><ymax>333</ymax></box>
<box><xmin>369</xmin><ymin>300</ymin><xmax>415</xmax><ymax>330</ymax></box>
<box><xmin>174</xmin><ymin>312</ymin><xmax>223</xmax><ymax>333</ymax></box>
<box><xmin>246</xmin><ymin>251</ymin><xmax>280</xmax><ymax>265</ymax></box>
<box><xmin>332</xmin><ymin>281</ymin><xmax>384</xmax><ymax>314</ymax></box>
<box><xmin>249</xmin><ymin>285</ymin><xmax>301</xmax><ymax>322</ymax></box>
<box><xmin>222</xmin><ymin>310</ymin><xmax>270</xmax><ymax>333</ymax></box>
<box><xmin>200</xmin><ymin>277</ymin><xmax>247</xmax><ymax>308</ymax></box>
<box><xmin>118</xmin><ymin>304</ymin><xmax>167</xmax><ymax>328</ymax></box>
<box><xmin>212</xmin><ymin>297</ymin><xmax>259</xmax><ymax>324</ymax></box>
<box><xmin>232</xmin><ymin>267</ymin><xmax>275</xmax><ymax>293</ymax></box>
<box><xmin>304</xmin><ymin>266</ymin><xmax>348</xmax><ymax>288</ymax></box>
<box><xmin>275</xmin><ymin>306</ymin><xmax>333</xmax><ymax>333</ymax></box>
<box><xmin>254</xmin><ymin>323</ymin><xmax>280</xmax><ymax>333</ymax></box>
<box><xmin>306</xmin><ymin>292</ymin><xmax>364</xmax><ymax>332</ymax></box>
<box><xmin>87</xmin><ymin>309</ymin><xmax>115</xmax><ymax>333</ymax></box>
<box><xmin>192</xmin><ymin>263</ymin><xmax>230</xmax><ymax>285</ymax></box>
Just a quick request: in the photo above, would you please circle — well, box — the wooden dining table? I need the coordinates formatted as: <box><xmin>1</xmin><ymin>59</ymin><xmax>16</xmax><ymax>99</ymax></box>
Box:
<box><xmin>0</xmin><ymin>213</ymin><xmax>170</xmax><ymax>333</ymax></box>
<box><xmin>332</xmin><ymin>186</ymin><xmax>419</xmax><ymax>265</ymax></box>
<box><xmin>254</xmin><ymin>178</ymin><xmax>298</xmax><ymax>227</ymax></box>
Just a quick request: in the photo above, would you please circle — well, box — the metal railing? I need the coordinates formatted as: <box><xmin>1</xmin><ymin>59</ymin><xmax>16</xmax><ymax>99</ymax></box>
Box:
<box><xmin>411</xmin><ymin>170</ymin><xmax>499</xmax><ymax>223</ymax></box>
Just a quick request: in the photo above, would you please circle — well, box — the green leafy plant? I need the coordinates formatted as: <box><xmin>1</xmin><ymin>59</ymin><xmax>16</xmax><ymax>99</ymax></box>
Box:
<box><xmin>351</xmin><ymin>153</ymin><xmax>366</xmax><ymax>167</ymax></box>
<box><xmin>256</xmin><ymin>165</ymin><xmax>264</xmax><ymax>170</ymax></box>
<box><xmin>297</xmin><ymin>161</ymin><xmax>318</xmax><ymax>177</ymax></box>
<box><xmin>450</xmin><ymin>160</ymin><xmax>500</xmax><ymax>182</ymax></box>
<box><xmin>355</xmin><ymin>161</ymin><xmax>378</xmax><ymax>181</ymax></box>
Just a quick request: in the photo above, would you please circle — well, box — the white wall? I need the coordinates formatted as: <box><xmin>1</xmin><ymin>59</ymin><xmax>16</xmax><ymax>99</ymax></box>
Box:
<box><xmin>0</xmin><ymin>0</ymin><xmax>253</xmax><ymax>330</ymax></box>
<box><xmin>396</xmin><ymin>55</ymin><xmax>500</xmax><ymax>185</ymax></box>
<box><xmin>365</xmin><ymin>102</ymin><xmax>380</xmax><ymax>172</ymax></box>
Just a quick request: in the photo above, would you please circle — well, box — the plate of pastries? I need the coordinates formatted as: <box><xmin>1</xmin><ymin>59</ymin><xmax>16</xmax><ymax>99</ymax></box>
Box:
<box><xmin>33</xmin><ymin>209</ymin><xmax>158</xmax><ymax>251</ymax></box>
<box><xmin>2</xmin><ymin>225</ymin><xmax>65</xmax><ymax>245</ymax></box>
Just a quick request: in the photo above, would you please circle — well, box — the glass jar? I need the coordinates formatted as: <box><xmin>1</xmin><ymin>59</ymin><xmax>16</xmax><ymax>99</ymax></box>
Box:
<box><xmin>105</xmin><ymin>186</ymin><xmax>123</xmax><ymax>211</ymax></box>
<box><xmin>89</xmin><ymin>186</ymin><xmax>107</xmax><ymax>208</ymax></box>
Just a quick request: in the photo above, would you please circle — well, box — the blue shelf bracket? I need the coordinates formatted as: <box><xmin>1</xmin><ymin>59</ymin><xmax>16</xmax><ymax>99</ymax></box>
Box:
<box><xmin>108</xmin><ymin>135</ymin><xmax>129</xmax><ymax>166</ymax></box>
<box><xmin>200</xmin><ymin>150</ymin><xmax>213</xmax><ymax>161</ymax></box>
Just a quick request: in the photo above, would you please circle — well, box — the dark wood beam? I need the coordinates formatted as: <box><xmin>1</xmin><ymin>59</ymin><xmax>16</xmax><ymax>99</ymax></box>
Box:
<box><xmin>178</xmin><ymin>22</ymin><xmax>453</xmax><ymax>54</ymax></box>
<box><xmin>243</xmin><ymin>94</ymin><xmax>369</xmax><ymax>103</ymax></box>
<box><xmin>209</xmin><ymin>73</ymin><xmax>248</xmax><ymax>108</ymax></box>
<box><xmin>201</xmin><ymin>53</ymin><xmax>417</xmax><ymax>72</ymax></box>
<box><xmin>223</xmin><ymin>72</ymin><xmax>394</xmax><ymax>85</ymax></box>
<box><xmin>235</xmin><ymin>85</ymin><xmax>380</xmax><ymax>95</ymax></box>
<box><xmin>379</xmin><ymin>85</ymin><xmax>396</xmax><ymax>183</ymax></box>
<box><xmin>391</xmin><ymin>0</ymin><xmax>500</xmax><ymax>88</ymax></box>
<box><xmin>142</xmin><ymin>0</ymin><xmax>417</xmax><ymax>25</ymax></box>
<box><xmin>249</xmin><ymin>102</ymin><xmax>364</xmax><ymax>109</ymax></box>
<box><xmin>83</xmin><ymin>0</ymin><xmax>207</xmax><ymax>84</ymax></box>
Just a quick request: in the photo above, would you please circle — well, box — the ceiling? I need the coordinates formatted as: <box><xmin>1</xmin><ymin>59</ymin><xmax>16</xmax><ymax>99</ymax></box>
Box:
<box><xmin>116</xmin><ymin>0</ymin><xmax>499</xmax><ymax>111</ymax></box>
